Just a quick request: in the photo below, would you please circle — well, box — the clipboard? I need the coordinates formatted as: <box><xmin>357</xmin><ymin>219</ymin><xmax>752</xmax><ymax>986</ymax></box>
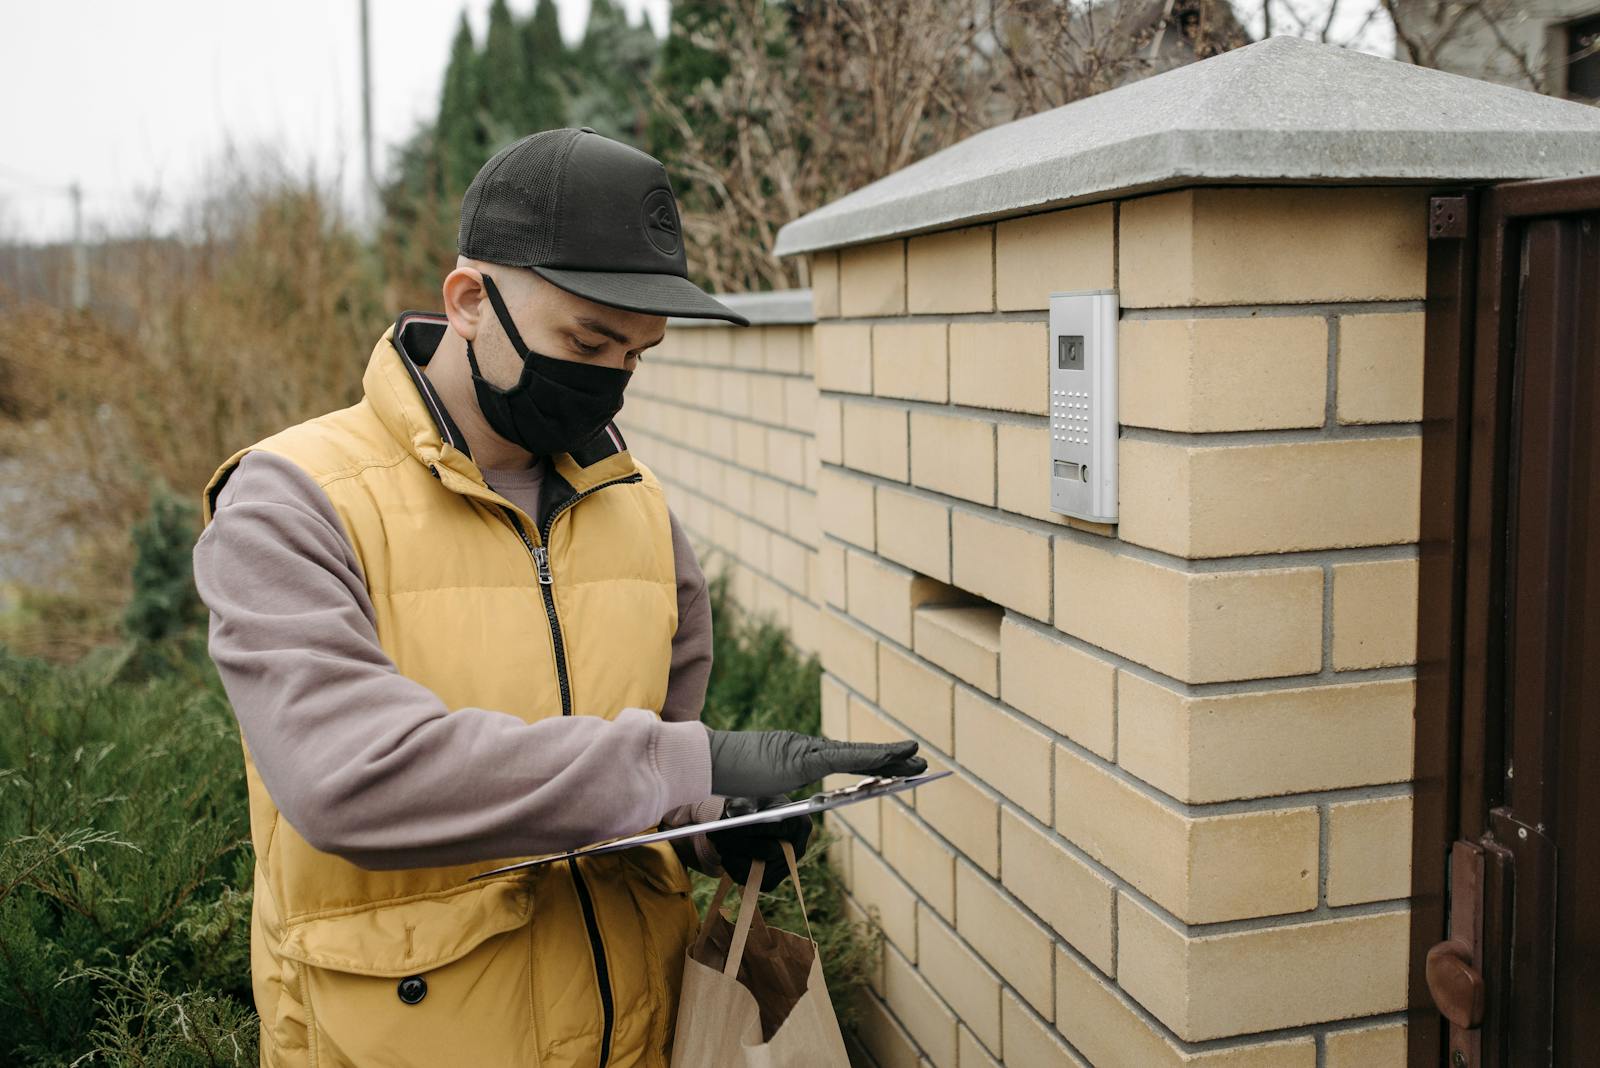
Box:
<box><xmin>466</xmin><ymin>770</ymin><xmax>951</xmax><ymax>882</ymax></box>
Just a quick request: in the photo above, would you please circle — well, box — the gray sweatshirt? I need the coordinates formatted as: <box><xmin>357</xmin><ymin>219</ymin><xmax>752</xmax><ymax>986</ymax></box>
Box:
<box><xmin>192</xmin><ymin>446</ymin><xmax>727</xmax><ymax>875</ymax></box>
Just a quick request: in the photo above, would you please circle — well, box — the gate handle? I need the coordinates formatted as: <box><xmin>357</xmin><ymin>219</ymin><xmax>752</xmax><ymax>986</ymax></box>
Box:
<box><xmin>1426</xmin><ymin>938</ymin><xmax>1485</xmax><ymax>1029</ymax></box>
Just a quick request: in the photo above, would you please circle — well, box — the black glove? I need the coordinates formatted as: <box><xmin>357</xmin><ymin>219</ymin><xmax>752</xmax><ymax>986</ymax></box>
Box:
<box><xmin>704</xmin><ymin>727</ymin><xmax>926</xmax><ymax>798</ymax></box>
<box><xmin>707</xmin><ymin>795</ymin><xmax>813</xmax><ymax>892</ymax></box>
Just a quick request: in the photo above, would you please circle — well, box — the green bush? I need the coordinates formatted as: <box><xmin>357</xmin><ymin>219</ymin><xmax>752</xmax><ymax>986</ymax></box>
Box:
<box><xmin>0</xmin><ymin>648</ymin><xmax>256</xmax><ymax>1065</ymax></box>
<box><xmin>122</xmin><ymin>483</ymin><xmax>204</xmax><ymax>646</ymax></box>
<box><xmin>0</xmin><ymin>550</ymin><xmax>881</xmax><ymax>1063</ymax></box>
<box><xmin>48</xmin><ymin>481</ymin><xmax>221</xmax><ymax>691</ymax></box>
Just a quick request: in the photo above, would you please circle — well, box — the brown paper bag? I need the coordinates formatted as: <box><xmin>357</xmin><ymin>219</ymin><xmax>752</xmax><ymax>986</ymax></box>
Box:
<box><xmin>669</xmin><ymin>840</ymin><xmax>850</xmax><ymax>1067</ymax></box>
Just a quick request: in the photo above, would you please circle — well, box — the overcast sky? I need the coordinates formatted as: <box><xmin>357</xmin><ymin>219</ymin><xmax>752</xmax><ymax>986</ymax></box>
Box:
<box><xmin>0</xmin><ymin>0</ymin><xmax>669</xmax><ymax>244</ymax></box>
<box><xmin>1</xmin><ymin>2</ymin><xmax>1393</xmax><ymax>246</ymax></box>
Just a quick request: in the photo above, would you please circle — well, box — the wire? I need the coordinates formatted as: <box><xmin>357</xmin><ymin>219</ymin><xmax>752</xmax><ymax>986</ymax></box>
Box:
<box><xmin>0</xmin><ymin>162</ymin><xmax>115</xmax><ymax>196</ymax></box>
<box><xmin>0</xmin><ymin>161</ymin><xmax>62</xmax><ymax>192</ymax></box>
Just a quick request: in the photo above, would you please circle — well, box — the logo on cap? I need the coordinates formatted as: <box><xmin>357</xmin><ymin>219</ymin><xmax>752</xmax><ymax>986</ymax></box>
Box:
<box><xmin>642</xmin><ymin>188</ymin><xmax>680</xmax><ymax>256</ymax></box>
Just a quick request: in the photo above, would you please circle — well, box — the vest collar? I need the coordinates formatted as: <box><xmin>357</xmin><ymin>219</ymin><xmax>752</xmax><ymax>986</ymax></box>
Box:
<box><xmin>366</xmin><ymin>313</ymin><xmax>641</xmax><ymax>524</ymax></box>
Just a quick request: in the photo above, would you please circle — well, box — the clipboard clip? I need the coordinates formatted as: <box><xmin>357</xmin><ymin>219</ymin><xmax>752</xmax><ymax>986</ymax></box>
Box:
<box><xmin>811</xmin><ymin>774</ymin><xmax>896</xmax><ymax>801</ymax></box>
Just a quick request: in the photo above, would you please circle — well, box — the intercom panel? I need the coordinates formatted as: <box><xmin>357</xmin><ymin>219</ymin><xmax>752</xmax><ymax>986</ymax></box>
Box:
<box><xmin>1048</xmin><ymin>290</ymin><xmax>1118</xmax><ymax>523</ymax></box>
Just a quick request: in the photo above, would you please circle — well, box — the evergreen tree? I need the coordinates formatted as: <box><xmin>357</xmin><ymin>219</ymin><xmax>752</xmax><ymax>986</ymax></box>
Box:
<box><xmin>567</xmin><ymin>0</ymin><xmax>660</xmax><ymax>141</ymax></box>
<box><xmin>482</xmin><ymin>0</ymin><xmax>536</xmax><ymax>141</ymax></box>
<box><xmin>526</xmin><ymin>0</ymin><xmax>565</xmax><ymax>61</ymax></box>
<box><xmin>521</xmin><ymin>0</ymin><xmax>569</xmax><ymax>132</ymax></box>
<box><xmin>437</xmin><ymin>12</ymin><xmax>490</xmax><ymax>195</ymax></box>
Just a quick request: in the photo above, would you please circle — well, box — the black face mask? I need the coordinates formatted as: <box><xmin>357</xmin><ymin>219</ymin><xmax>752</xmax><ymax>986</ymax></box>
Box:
<box><xmin>466</xmin><ymin>272</ymin><xmax>632</xmax><ymax>457</ymax></box>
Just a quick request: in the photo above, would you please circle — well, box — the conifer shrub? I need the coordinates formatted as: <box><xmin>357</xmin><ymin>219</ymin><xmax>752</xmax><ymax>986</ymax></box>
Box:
<box><xmin>0</xmin><ymin>647</ymin><xmax>256</xmax><ymax>1065</ymax></box>
<box><xmin>122</xmin><ymin>483</ymin><xmax>206</xmax><ymax>648</ymax></box>
<box><xmin>115</xmin><ymin>482</ymin><xmax>213</xmax><ymax>686</ymax></box>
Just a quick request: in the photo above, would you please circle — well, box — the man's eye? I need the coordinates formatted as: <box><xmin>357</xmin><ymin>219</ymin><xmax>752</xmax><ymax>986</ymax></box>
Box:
<box><xmin>571</xmin><ymin>338</ymin><xmax>603</xmax><ymax>355</ymax></box>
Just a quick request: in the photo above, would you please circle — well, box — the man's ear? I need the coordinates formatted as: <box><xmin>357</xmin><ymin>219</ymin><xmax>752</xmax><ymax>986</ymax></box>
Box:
<box><xmin>441</xmin><ymin>266</ymin><xmax>486</xmax><ymax>342</ymax></box>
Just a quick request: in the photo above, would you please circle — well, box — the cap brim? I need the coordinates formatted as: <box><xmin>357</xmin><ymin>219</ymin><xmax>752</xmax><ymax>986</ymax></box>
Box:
<box><xmin>529</xmin><ymin>266</ymin><xmax>751</xmax><ymax>327</ymax></box>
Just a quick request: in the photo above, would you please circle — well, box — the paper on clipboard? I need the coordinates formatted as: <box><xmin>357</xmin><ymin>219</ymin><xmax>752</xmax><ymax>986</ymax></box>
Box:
<box><xmin>467</xmin><ymin>770</ymin><xmax>951</xmax><ymax>882</ymax></box>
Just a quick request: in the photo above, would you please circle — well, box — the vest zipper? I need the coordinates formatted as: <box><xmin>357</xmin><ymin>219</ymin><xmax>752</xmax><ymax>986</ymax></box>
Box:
<box><xmin>498</xmin><ymin>470</ymin><xmax>642</xmax><ymax>1068</ymax></box>
<box><xmin>499</xmin><ymin>471</ymin><xmax>643</xmax><ymax>720</ymax></box>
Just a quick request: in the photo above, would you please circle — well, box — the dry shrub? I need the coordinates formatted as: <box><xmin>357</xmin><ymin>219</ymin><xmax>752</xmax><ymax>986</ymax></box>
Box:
<box><xmin>649</xmin><ymin>0</ymin><xmax>1249</xmax><ymax>296</ymax></box>
<box><xmin>0</xmin><ymin>149</ymin><xmax>385</xmax><ymax>657</ymax></box>
<box><xmin>991</xmin><ymin>0</ymin><xmax>1249</xmax><ymax>113</ymax></box>
<box><xmin>648</xmin><ymin>0</ymin><xmax>1007</xmax><ymax>294</ymax></box>
<box><xmin>1382</xmin><ymin>0</ymin><xmax>1555</xmax><ymax>91</ymax></box>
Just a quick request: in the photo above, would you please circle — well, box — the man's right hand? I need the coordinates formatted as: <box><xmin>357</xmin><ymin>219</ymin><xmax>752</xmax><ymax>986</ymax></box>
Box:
<box><xmin>704</xmin><ymin>727</ymin><xmax>926</xmax><ymax>798</ymax></box>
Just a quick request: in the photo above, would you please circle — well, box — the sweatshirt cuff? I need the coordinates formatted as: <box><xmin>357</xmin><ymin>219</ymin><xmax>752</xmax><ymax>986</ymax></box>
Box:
<box><xmin>688</xmin><ymin>794</ymin><xmax>727</xmax><ymax>824</ymax></box>
<box><xmin>687</xmin><ymin>796</ymin><xmax>727</xmax><ymax>875</ymax></box>
<box><xmin>653</xmin><ymin>718</ymin><xmax>713</xmax><ymax>813</ymax></box>
<box><xmin>692</xmin><ymin>832</ymin><xmax>723</xmax><ymax>876</ymax></box>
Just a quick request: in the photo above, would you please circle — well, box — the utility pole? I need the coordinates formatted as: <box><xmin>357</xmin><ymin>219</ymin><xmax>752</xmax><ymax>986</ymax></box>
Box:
<box><xmin>69</xmin><ymin>182</ymin><xmax>88</xmax><ymax>310</ymax></box>
<box><xmin>1149</xmin><ymin>0</ymin><xmax>1177</xmax><ymax>61</ymax></box>
<box><xmin>359</xmin><ymin>0</ymin><xmax>377</xmax><ymax>233</ymax></box>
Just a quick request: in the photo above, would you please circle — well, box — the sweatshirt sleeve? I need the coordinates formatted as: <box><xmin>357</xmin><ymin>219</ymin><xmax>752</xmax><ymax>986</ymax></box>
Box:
<box><xmin>658</xmin><ymin>504</ymin><xmax>725</xmax><ymax>876</ymax></box>
<box><xmin>192</xmin><ymin>449</ymin><xmax>713</xmax><ymax>872</ymax></box>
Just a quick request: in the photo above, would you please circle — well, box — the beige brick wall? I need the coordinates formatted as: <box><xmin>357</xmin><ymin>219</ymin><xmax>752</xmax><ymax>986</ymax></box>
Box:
<box><xmin>614</xmin><ymin>311</ymin><xmax>822</xmax><ymax>657</ymax></box>
<box><xmin>628</xmin><ymin>185</ymin><xmax>1428</xmax><ymax>1066</ymax></box>
<box><xmin>809</xmin><ymin>186</ymin><xmax>1427</xmax><ymax>1068</ymax></box>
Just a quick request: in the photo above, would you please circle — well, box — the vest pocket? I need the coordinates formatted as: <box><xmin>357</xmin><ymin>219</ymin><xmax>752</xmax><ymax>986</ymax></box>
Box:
<box><xmin>299</xmin><ymin>923</ymin><xmax>535</xmax><ymax>1068</ymax></box>
<box><xmin>278</xmin><ymin>879</ymin><xmax>530</xmax><ymax>975</ymax></box>
<box><xmin>270</xmin><ymin>880</ymin><xmax>536</xmax><ymax>1066</ymax></box>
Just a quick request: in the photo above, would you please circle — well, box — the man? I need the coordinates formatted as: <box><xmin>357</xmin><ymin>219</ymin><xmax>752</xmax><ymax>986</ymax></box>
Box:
<box><xmin>192</xmin><ymin>127</ymin><xmax>923</xmax><ymax>1068</ymax></box>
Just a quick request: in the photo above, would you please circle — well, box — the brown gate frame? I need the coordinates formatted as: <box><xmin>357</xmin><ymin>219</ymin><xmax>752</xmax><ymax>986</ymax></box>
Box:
<box><xmin>1409</xmin><ymin>174</ymin><xmax>1600</xmax><ymax>1067</ymax></box>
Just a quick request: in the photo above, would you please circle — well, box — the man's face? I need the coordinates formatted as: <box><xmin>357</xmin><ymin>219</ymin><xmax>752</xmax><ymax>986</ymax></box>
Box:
<box><xmin>450</xmin><ymin>262</ymin><xmax>667</xmax><ymax>391</ymax></box>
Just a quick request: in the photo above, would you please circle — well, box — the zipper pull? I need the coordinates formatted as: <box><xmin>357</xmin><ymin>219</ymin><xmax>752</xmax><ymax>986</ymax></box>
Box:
<box><xmin>532</xmin><ymin>545</ymin><xmax>553</xmax><ymax>585</ymax></box>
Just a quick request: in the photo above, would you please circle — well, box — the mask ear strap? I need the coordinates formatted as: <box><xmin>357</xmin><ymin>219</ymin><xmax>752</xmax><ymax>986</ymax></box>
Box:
<box><xmin>479</xmin><ymin>272</ymin><xmax>530</xmax><ymax>360</ymax></box>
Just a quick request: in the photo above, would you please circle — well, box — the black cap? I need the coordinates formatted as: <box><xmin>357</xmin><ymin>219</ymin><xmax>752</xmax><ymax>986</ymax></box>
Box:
<box><xmin>457</xmin><ymin>127</ymin><xmax>750</xmax><ymax>327</ymax></box>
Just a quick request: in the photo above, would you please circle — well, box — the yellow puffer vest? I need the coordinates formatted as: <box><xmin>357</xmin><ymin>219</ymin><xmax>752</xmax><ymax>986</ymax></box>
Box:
<box><xmin>200</xmin><ymin>318</ymin><xmax>699</xmax><ymax>1067</ymax></box>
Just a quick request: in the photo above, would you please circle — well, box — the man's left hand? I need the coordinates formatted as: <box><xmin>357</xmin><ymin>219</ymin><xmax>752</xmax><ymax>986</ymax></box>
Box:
<box><xmin>706</xmin><ymin>795</ymin><xmax>813</xmax><ymax>892</ymax></box>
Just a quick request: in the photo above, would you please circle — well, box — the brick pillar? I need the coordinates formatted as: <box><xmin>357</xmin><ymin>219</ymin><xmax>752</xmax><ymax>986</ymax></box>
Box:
<box><xmin>812</xmin><ymin>184</ymin><xmax>1427</xmax><ymax>1067</ymax></box>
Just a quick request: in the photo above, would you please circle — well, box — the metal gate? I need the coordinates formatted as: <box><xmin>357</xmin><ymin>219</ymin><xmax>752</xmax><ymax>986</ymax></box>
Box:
<box><xmin>1412</xmin><ymin>175</ymin><xmax>1600</xmax><ymax>1067</ymax></box>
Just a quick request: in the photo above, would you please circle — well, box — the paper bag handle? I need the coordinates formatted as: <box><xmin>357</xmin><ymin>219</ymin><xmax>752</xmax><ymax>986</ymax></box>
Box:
<box><xmin>693</xmin><ymin>839</ymin><xmax>815</xmax><ymax>979</ymax></box>
<box><xmin>779</xmin><ymin>840</ymin><xmax>815</xmax><ymax>944</ymax></box>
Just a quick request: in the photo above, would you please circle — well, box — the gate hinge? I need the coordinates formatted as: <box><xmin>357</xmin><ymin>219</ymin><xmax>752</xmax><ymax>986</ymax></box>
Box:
<box><xmin>1430</xmin><ymin>196</ymin><xmax>1470</xmax><ymax>240</ymax></box>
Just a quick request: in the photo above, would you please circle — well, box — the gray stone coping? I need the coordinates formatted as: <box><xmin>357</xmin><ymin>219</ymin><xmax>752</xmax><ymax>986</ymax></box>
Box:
<box><xmin>773</xmin><ymin>35</ymin><xmax>1600</xmax><ymax>257</ymax></box>
<box><xmin>667</xmin><ymin>288</ymin><xmax>813</xmax><ymax>327</ymax></box>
